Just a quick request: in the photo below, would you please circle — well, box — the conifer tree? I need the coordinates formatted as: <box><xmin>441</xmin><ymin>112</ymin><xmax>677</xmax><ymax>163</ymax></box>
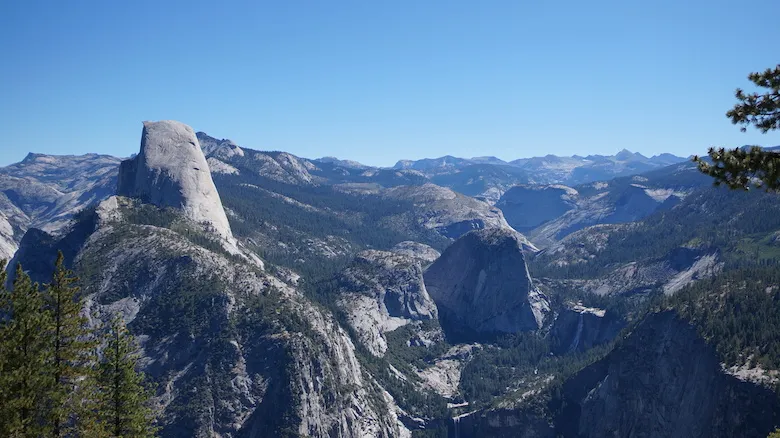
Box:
<box><xmin>0</xmin><ymin>259</ymin><xmax>9</xmax><ymax>430</ymax></box>
<box><xmin>695</xmin><ymin>64</ymin><xmax>780</xmax><ymax>190</ymax></box>
<box><xmin>0</xmin><ymin>264</ymin><xmax>53</xmax><ymax>437</ymax></box>
<box><xmin>43</xmin><ymin>251</ymin><xmax>95</xmax><ymax>437</ymax></box>
<box><xmin>96</xmin><ymin>314</ymin><xmax>157</xmax><ymax>438</ymax></box>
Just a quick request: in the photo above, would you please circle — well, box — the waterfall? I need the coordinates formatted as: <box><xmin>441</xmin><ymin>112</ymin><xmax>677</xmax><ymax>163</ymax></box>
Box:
<box><xmin>568</xmin><ymin>312</ymin><xmax>584</xmax><ymax>353</ymax></box>
<box><xmin>453</xmin><ymin>415</ymin><xmax>460</xmax><ymax>438</ymax></box>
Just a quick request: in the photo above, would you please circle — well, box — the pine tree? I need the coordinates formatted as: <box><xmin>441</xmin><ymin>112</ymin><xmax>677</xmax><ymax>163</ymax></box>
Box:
<box><xmin>0</xmin><ymin>264</ymin><xmax>54</xmax><ymax>437</ymax></box>
<box><xmin>96</xmin><ymin>314</ymin><xmax>157</xmax><ymax>437</ymax></box>
<box><xmin>0</xmin><ymin>259</ymin><xmax>9</xmax><ymax>430</ymax></box>
<box><xmin>694</xmin><ymin>64</ymin><xmax>780</xmax><ymax>190</ymax></box>
<box><xmin>43</xmin><ymin>251</ymin><xmax>96</xmax><ymax>437</ymax></box>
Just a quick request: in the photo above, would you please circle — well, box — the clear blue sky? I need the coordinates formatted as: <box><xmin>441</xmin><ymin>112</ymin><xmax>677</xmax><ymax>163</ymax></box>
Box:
<box><xmin>1</xmin><ymin>0</ymin><xmax>778</xmax><ymax>167</ymax></box>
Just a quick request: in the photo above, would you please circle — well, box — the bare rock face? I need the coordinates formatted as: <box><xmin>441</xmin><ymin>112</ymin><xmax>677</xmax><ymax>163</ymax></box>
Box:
<box><xmin>391</xmin><ymin>241</ymin><xmax>441</xmax><ymax>267</ymax></box>
<box><xmin>0</xmin><ymin>211</ymin><xmax>17</xmax><ymax>262</ymax></box>
<box><xmin>336</xmin><ymin>250</ymin><xmax>438</xmax><ymax>356</ymax></box>
<box><xmin>118</xmin><ymin>121</ymin><xmax>234</xmax><ymax>242</ymax></box>
<box><xmin>561</xmin><ymin>311</ymin><xmax>780</xmax><ymax>438</ymax></box>
<box><xmin>550</xmin><ymin>302</ymin><xmax>624</xmax><ymax>354</ymax></box>
<box><xmin>10</xmin><ymin>198</ymin><xmax>409</xmax><ymax>437</ymax></box>
<box><xmin>424</xmin><ymin>228</ymin><xmax>549</xmax><ymax>337</ymax></box>
<box><xmin>453</xmin><ymin>312</ymin><xmax>780</xmax><ymax>438</ymax></box>
<box><xmin>381</xmin><ymin>183</ymin><xmax>537</xmax><ymax>246</ymax></box>
<box><xmin>0</xmin><ymin>152</ymin><xmax>121</xmax><ymax>261</ymax></box>
<box><xmin>496</xmin><ymin>184</ymin><xmax>577</xmax><ymax>232</ymax></box>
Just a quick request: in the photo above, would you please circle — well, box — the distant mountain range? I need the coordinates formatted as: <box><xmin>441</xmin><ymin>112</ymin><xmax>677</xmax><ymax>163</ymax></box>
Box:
<box><xmin>311</xmin><ymin>150</ymin><xmax>690</xmax><ymax>203</ymax></box>
<box><xmin>3</xmin><ymin>122</ymin><xmax>780</xmax><ymax>437</ymax></box>
<box><xmin>388</xmin><ymin>149</ymin><xmax>689</xmax><ymax>185</ymax></box>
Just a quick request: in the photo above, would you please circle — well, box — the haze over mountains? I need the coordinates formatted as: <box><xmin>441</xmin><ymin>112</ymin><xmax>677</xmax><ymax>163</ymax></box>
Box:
<box><xmin>1</xmin><ymin>121</ymin><xmax>779</xmax><ymax>437</ymax></box>
<box><xmin>391</xmin><ymin>149</ymin><xmax>688</xmax><ymax>183</ymax></box>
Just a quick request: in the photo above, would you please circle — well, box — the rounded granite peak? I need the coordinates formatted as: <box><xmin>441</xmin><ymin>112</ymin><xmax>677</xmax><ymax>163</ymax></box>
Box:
<box><xmin>424</xmin><ymin>225</ymin><xmax>549</xmax><ymax>336</ymax></box>
<box><xmin>463</xmin><ymin>227</ymin><xmax>539</xmax><ymax>253</ymax></box>
<box><xmin>117</xmin><ymin>120</ymin><xmax>235</xmax><ymax>243</ymax></box>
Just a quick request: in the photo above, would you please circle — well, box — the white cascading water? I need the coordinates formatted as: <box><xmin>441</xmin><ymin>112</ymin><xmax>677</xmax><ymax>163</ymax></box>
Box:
<box><xmin>568</xmin><ymin>312</ymin><xmax>584</xmax><ymax>353</ymax></box>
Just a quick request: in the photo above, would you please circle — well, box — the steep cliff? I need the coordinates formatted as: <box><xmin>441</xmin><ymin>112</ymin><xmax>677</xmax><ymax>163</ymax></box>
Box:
<box><xmin>424</xmin><ymin>228</ymin><xmax>549</xmax><ymax>338</ymax></box>
<box><xmin>10</xmin><ymin>121</ymin><xmax>410</xmax><ymax>437</ymax></box>
<box><xmin>563</xmin><ymin>311</ymin><xmax>780</xmax><ymax>437</ymax></box>
<box><xmin>550</xmin><ymin>302</ymin><xmax>624</xmax><ymax>354</ymax></box>
<box><xmin>496</xmin><ymin>184</ymin><xmax>577</xmax><ymax>232</ymax></box>
<box><xmin>117</xmin><ymin>120</ymin><xmax>234</xmax><ymax>243</ymax></box>
<box><xmin>335</xmin><ymin>249</ymin><xmax>438</xmax><ymax>356</ymax></box>
<box><xmin>455</xmin><ymin>311</ymin><xmax>780</xmax><ymax>438</ymax></box>
<box><xmin>0</xmin><ymin>152</ymin><xmax>120</xmax><ymax>260</ymax></box>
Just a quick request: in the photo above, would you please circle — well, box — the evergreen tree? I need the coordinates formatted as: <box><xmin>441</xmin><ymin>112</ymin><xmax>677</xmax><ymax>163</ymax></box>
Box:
<box><xmin>96</xmin><ymin>314</ymin><xmax>157</xmax><ymax>437</ymax></box>
<box><xmin>0</xmin><ymin>264</ymin><xmax>53</xmax><ymax>437</ymax></box>
<box><xmin>727</xmin><ymin>65</ymin><xmax>780</xmax><ymax>134</ymax></box>
<box><xmin>0</xmin><ymin>260</ymin><xmax>9</xmax><ymax>430</ymax></box>
<box><xmin>695</xmin><ymin>64</ymin><xmax>780</xmax><ymax>190</ymax></box>
<box><xmin>43</xmin><ymin>251</ymin><xmax>96</xmax><ymax>437</ymax></box>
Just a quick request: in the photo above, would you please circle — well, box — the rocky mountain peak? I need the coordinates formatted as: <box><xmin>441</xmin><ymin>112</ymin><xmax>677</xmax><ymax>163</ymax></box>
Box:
<box><xmin>424</xmin><ymin>228</ymin><xmax>550</xmax><ymax>337</ymax></box>
<box><xmin>614</xmin><ymin>148</ymin><xmax>648</xmax><ymax>161</ymax></box>
<box><xmin>195</xmin><ymin>131</ymin><xmax>245</xmax><ymax>160</ymax></box>
<box><xmin>117</xmin><ymin>120</ymin><xmax>234</xmax><ymax>242</ymax></box>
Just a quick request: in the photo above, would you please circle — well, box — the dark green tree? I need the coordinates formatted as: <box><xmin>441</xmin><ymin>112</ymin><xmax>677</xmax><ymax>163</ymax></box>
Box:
<box><xmin>0</xmin><ymin>260</ymin><xmax>8</xmax><ymax>431</ymax></box>
<box><xmin>695</xmin><ymin>64</ymin><xmax>780</xmax><ymax>190</ymax></box>
<box><xmin>43</xmin><ymin>251</ymin><xmax>96</xmax><ymax>437</ymax></box>
<box><xmin>0</xmin><ymin>264</ymin><xmax>54</xmax><ymax>437</ymax></box>
<box><xmin>95</xmin><ymin>314</ymin><xmax>157</xmax><ymax>437</ymax></box>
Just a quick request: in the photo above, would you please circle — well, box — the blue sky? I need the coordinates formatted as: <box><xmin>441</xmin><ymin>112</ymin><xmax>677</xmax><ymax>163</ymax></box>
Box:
<box><xmin>1</xmin><ymin>0</ymin><xmax>778</xmax><ymax>167</ymax></box>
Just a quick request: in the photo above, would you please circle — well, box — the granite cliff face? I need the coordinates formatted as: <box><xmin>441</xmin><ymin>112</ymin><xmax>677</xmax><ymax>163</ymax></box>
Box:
<box><xmin>495</xmin><ymin>184</ymin><xmax>577</xmax><ymax>231</ymax></box>
<box><xmin>390</xmin><ymin>241</ymin><xmax>441</xmax><ymax>267</ymax></box>
<box><xmin>0</xmin><ymin>210</ymin><xmax>18</xmax><ymax>261</ymax></box>
<box><xmin>562</xmin><ymin>311</ymin><xmax>780</xmax><ymax>438</ymax></box>
<box><xmin>118</xmin><ymin>121</ymin><xmax>234</xmax><ymax>242</ymax></box>
<box><xmin>9</xmin><ymin>122</ymin><xmax>411</xmax><ymax>437</ymax></box>
<box><xmin>513</xmin><ymin>163</ymin><xmax>710</xmax><ymax>248</ymax></box>
<box><xmin>550</xmin><ymin>302</ymin><xmax>624</xmax><ymax>354</ymax></box>
<box><xmin>454</xmin><ymin>312</ymin><xmax>780</xmax><ymax>438</ymax></box>
<box><xmin>381</xmin><ymin>183</ymin><xmax>536</xmax><ymax>244</ymax></box>
<box><xmin>424</xmin><ymin>228</ymin><xmax>549</xmax><ymax>337</ymax></box>
<box><xmin>0</xmin><ymin>152</ymin><xmax>120</xmax><ymax>260</ymax></box>
<box><xmin>335</xmin><ymin>249</ymin><xmax>438</xmax><ymax>356</ymax></box>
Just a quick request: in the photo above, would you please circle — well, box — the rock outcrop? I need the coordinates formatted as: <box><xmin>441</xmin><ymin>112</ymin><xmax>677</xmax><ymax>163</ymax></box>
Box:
<box><xmin>336</xmin><ymin>250</ymin><xmax>438</xmax><ymax>356</ymax></box>
<box><xmin>496</xmin><ymin>184</ymin><xmax>577</xmax><ymax>231</ymax></box>
<box><xmin>0</xmin><ymin>211</ymin><xmax>18</xmax><ymax>262</ymax></box>
<box><xmin>117</xmin><ymin>121</ymin><xmax>234</xmax><ymax>242</ymax></box>
<box><xmin>424</xmin><ymin>228</ymin><xmax>549</xmax><ymax>337</ymax></box>
<box><xmin>196</xmin><ymin>131</ymin><xmax>245</xmax><ymax>160</ymax></box>
<box><xmin>453</xmin><ymin>311</ymin><xmax>780</xmax><ymax>438</ymax></box>
<box><xmin>525</xmin><ymin>165</ymin><xmax>707</xmax><ymax>248</ymax></box>
<box><xmin>390</xmin><ymin>241</ymin><xmax>441</xmax><ymax>267</ymax></box>
<box><xmin>550</xmin><ymin>303</ymin><xmax>624</xmax><ymax>354</ymax></box>
<box><xmin>382</xmin><ymin>183</ymin><xmax>537</xmax><ymax>245</ymax></box>
<box><xmin>0</xmin><ymin>152</ymin><xmax>120</xmax><ymax>260</ymax></box>
<box><xmin>561</xmin><ymin>311</ymin><xmax>780</xmax><ymax>438</ymax></box>
<box><xmin>11</xmin><ymin>173</ymin><xmax>409</xmax><ymax>438</ymax></box>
